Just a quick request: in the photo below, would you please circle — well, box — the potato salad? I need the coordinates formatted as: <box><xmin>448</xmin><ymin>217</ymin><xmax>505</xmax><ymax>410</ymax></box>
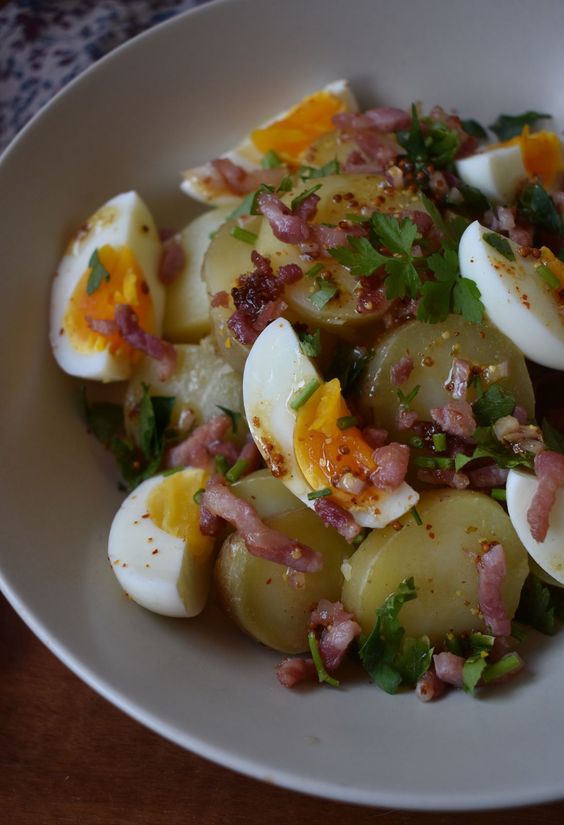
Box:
<box><xmin>49</xmin><ymin>81</ymin><xmax>564</xmax><ymax>699</ymax></box>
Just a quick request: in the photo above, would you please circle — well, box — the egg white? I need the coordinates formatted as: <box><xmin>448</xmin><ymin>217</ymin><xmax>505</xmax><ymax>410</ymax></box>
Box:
<box><xmin>458</xmin><ymin>220</ymin><xmax>564</xmax><ymax>369</ymax></box>
<box><xmin>108</xmin><ymin>469</ymin><xmax>214</xmax><ymax>617</ymax></box>
<box><xmin>243</xmin><ymin>318</ymin><xmax>418</xmax><ymax>529</ymax></box>
<box><xmin>506</xmin><ymin>468</ymin><xmax>564</xmax><ymax>585</ymax></box>
<box><xmin>50</xmin><ymin>191</ymin><xmax>164</xmax><ymax>381</ymax></box>
<box><xmin>456</xmin><ymin>144</ymin><xmax>526</xmax><ymax>204</ymax></box>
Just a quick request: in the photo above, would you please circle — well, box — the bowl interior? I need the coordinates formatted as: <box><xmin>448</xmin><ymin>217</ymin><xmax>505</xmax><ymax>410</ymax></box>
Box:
<box><xmin>1</xmin><ymin>0</ymin><xmax>563</xmax><ymax>810</ymax></box>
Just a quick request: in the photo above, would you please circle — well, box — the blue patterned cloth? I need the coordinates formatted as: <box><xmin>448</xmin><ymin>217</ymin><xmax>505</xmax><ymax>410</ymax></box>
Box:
<box><xmin>0</xmin><ymin>0</ymin><xmax>209</xmax><ymax>153</ymax></box>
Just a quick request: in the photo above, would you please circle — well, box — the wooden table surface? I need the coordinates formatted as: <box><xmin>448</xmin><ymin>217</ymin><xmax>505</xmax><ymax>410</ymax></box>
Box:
<box><xmin>2</xmin><ymin>594</ymin><xmax>564</xmax><ymax>825</ymax></box>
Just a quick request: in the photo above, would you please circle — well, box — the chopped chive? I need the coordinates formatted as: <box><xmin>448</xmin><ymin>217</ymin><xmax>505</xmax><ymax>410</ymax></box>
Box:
<box><xmin>352</xmin><ymin>527</ymin><xmax>370</xmax><ymax>548</ymax></box>
<box><xmin>309</xmin><ymin>280</ymin><xmax>338</xmax><ymax>309</ymax></box>
<box><xmin>469</xmin><ymin>632</ymin><xmax>495</xmax><ymax>652</ymax></box>
<box><xmin>408</xmin><ymin>436</ymin><xmax>424</xmax><ymax>449</ymax></box>
<box><xmin>261</xmin><ymin>149</ymin><xmax>282</xmax><ymax>169</ymax></box>
<box><xmin>414</xmin><ymin>456</ymin><xmax>454</xmax><ymax>470</ymax></box>
<box><xmin>162</xmin><ymin>466</ymin><xmax>184</xmax><ymax>477</ymax></box>
<box><xmin>511</xmin><ymin>622</ymin><xmax>527</xmax><ymax>643</ymax></box>
<box><xmin>491</xmin><ymin>488</ymin><xmax>507</xmax><ymax>502</ymax></box>
<box><xmin>225</xmin><ymin>458</ymin><xmax>249</xmax><ymax>483</ymax></box>
<box><xmin>230</xmin><ymin>225</ymin><xmax>258</xmax><ymax>245</ymax></box>
<box><xmin>289</xmin><ymin>378</ymin><xmax>320</xmax><ymax>410</ymax></box>
<box><xmin>337</xmin><ymin>415</ymin><xmax>358</xmax><ymax>430</ymax></box>
<box><xmin>308</xmin><ymin>632</ymin><xmax>340</xmax><ymax>687</ymax></box>
<box><xmin>432</xmin><ymin>433</ymin><xmax>447</xmax><ymax>452</ymax></box>
<box><xmin>445</xmin><ymin>633</ymin><xmax>464</xmax><ymax>656</ymax></box>
<box><xmin>193</xmin><ymin>488</ymin><xmax>205</xmax><ymax>505</ymax></box>
<box><xmin>216</xmin><ymin>404</ymin><xmax>241</xmax><ymax>433</ymax></box>
<box><xmin>277</xmin><ymin>175</ymin><xmax>293</xmax><ymax>192</ymax></box>
<box><xmin>297</xmin><ymin>328</ymin><xmax>321</xmax><ymax>357</ymax></box>
<box><xmin>481</xmin><ymin>652</ymin><xmax>522</xmax><ymax>684</ymax></box>
<box><xmin>214</xmin><ymin>455</ymin><xmax>230</xmax><ymax>475</ymax></box>
<box><xmin>344</xmin><ymin>212</ymin><xmax>367</xmax><ymax>224</ymax></box>
<box><xmin>307</xmin><ymin>487</ymin><xmax>332</xmax><ymax>500</ymax></box>
<box><xmin>291</xmin><ymin>184</ymin><xmax>322</xmax><ymax>211</ymax></box>
<box><xmin>536</xmin><ymin>263</ymin><xmax>560</xmax><ymax>289</ymax></box>
<box><xmin>483</xmin><ymin>231</ymin><xmax>515</xmax><ymax>261</ymax></box>
<box><xmin>397</xmin><ymin>385</ymin><xmax>420</xmax><ymax>408</ymax></box>
<box><xmin>411</xmin><ymin>506</ymin><xmax>423</xmax><ymax>526</ymax></box>
<box><xmin>305</xmin><ymin>263</ymin><xmax>324</xmax><ymax>278</ymax></box>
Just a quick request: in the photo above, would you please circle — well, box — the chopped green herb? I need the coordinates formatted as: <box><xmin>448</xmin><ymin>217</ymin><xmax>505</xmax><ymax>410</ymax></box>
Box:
<box><xmin>397</xmin><ymin>104</ymin><xmax>460</xmax><ymax>169</ymax></box>
<box><xmin>536</xmin><ymin>263</ymin><xmax>561</xmax><ymax>289</ymax></box>
<box><xmin>227</xmin><ymin>183</ymin><xmax>274</xmax><ymax>220</ymax></box>
<box><xmin>298</xmin><ymin>159</ymin><xmax>340</xmax><ymax>180</ymax></box>
<box><xmin>162</xmin><ymin>466</ymin><xmax>184</xmax><ymax>477</ymax></box>
<box><xmin>329</xmin><ymin>236</ymin><xmax>387</xmax><ymax>277</ymax></box>
<box><xmin>225</xmin><ymin>458</ymin><xmax>249</xmax><ymax>483</ymax></box>
<box><xmin>289</xmin><ymin>378</ymin><xmax>321</xmax><ymax>410</ymax></box>
<box><xmin>482</xmin><ymin>652</ymin><xmax>522</xmax><ymax>684</ymax></box>
<box><xmin>489</xmin><ymin>110</ymin><xmax>552</xmax><ymax>141</ymax></box>
<box><xmin>297</xmin><ymin>327</ymin><xmax>321</xmax><ymax>357</ymax></box>
<box><xmin>230</xmin><ymin>225</ymin><xmax>258</xmax><ymax>245</ymax></box>
<box><xmin>396</xmin><ymin>104</ymin><xmax>427</xmax><ymax>164</ymax></box>
<box><xmin>451</xmin><ymin>276</ymin><xmax>485</xmax><ymax>324</ymax></box>
<box><xmin>193</xmin><ymin>488</ymin><xmax>205</xmax><ymax>505</ymax></box>
<box><xmin>336</xmin><ymin>415</ymin><xmax>358</xmax><ymax>430</ymax></box>
<box><xmin>309</xmin><ymin>278</ymin><xmax>338</xmax><ymax>309</ymax></box>
<box><xmin>371</xmin><ymin>212</ymin><xmax>419</xmax><ymax>256</ymax></box>
<box><xmin>86</xmin><ymin>248</ymin><xmax>110</xmax><ymax>295</ymax></box>
<box><xmin>462</xmin><ymin>652</ymin><xmax>488</xmax><ymax>694</ymax></box>
<box><xmin>473</xmin><ymin>384</ymin><xmax>516</xmax><ymax>426</ymax></box>
<box><xmin>483</xmin><ymin>231</ymin><xmax>515</xmax><ymax>261</ymax></box>
<box><xmin>542</xmin><ymin>419</ymin><xmax>564</xmax><ymax>454</ymax></box>
<box><xmin>291</xmin><ymin>184</ymin><xmax>322</xmax><ymax>211</ymax></box>
<box><xmin>453</xmin><ymin>183</ymin><xmax>491</xmax><ymax>213</ymax></box>
<box><xmin>216</xmin><ymin>404</ymin><xmax>241</xmax><ymax>433</ymax></box>
<box><xmin>511</xmin><ymin>622</ymin><xmax>527</xmax><ymax>643</ymax></box>
<box><xmin>469</xmin><ymin>632</ymin><xmax>495</xmax><ymax>653</ymax></box>
<box><xmin>352</xmin><ymin>527</ymin><xmax>370</xmax><ymax>548</ymax></box>
<box><xmin>82</xmin><ymin>389</ymin><xmax>123</xmax><ymax>448</ymax></box>
<box><xmin>308</xmin><ymin>632</ymin><xmax>340</xmax><ymax>687</ymax></box>
<box><xmin>414</xmin><ymin>456</ymin><xmax>454</xmax><ymax>470</ymax></box>
<box><xmin>432</xmin><ymin>433</ymin><xmax>447</xmax><ymax>452</ymax></box>
<box><xmin>326</xmin><ymin>344</ymin><xmax>372</xmax><ymax>394</ymax></box>
<box><xmin>344</xmin><ymin>212</ymin><xmax>367</xmax><ymax>224</ymax></box>
<box><xmin>277</xmin><ymin>175</ymin><xmax>293</xmax><ymax>193</ymax></box>
<box><xmin>491</xmin><ymin>488</ymin><xmax>507</xmax><ymax>502</ymax></box>
<box><xmin>517</xmin><ymin>181</ymin><xmax>563</xmax><ymax>236</ymax></box>
<box><xmin>305</xmin><ymin>262</ymin><xmax>325</xmax><ymax>279</ymax></box>
<box><xmin>454</xmin><ymin>426</ymin><xmax>534</xmax><ymax>473</ymax></box>
<box><xmin>408</xmin><ymin>436</ymin><xmax>424</xmax><ymax>449</ymax></box>
<box><xmin>516</xmin><ymin>574</ymin><xmax>559</xmax><ymax>635</ymax></box>
<box><xmin>307</xmin><ymin>487</ymin><xmax>332</xmax><ymax>500</ymax></box>
<box><xmin>214</xmin><ymin>455</ymin><xmax>230</xmax><ymax>476</ymax></box>
<box><xmin>460</xmin><ymin>118</ymin><xmax>488</xmax><ymax>140</ymax></box>
<box><xmin>261</xmin><ymin>149</ymin><xmax>283</xmax><ymax>169</ymax></box>
<box><xmin>396</xmin><ymin>384</ymin><xmax>420</xmax><ymax>408</ymax></box>
<box><xmin>411</xmin><ymin>506</ymin><xmax>423</xmax><ymax>526</ymax></box>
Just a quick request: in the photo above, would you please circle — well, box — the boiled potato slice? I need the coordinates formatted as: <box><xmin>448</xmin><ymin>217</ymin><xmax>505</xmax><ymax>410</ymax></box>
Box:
<box><xmin>163</xmin><ymin>207</ymin><xmax>232</xmax><ymax>343</ymax></box>
<box><xmin>215</xmin><ymin>507</ymin><xmax>351</xmax><ymax>653</ymax></box>
<box><xmin>342</xmin><ymin>489</ymin><xmax>529</xmax><ymax>641</ymax></box>
<box><xmin>231</xmin><ymin>469</ymin><xmax>304</xmax><ymax>519</ymax></box>
<box><xmin>362</xmin><ymin>314</ymin><xmax>535</xmax><ymax>441</ymax></box>
<box><xmin>124</xmin><ymin>338</ymin><xmax>245</xmax><ymax>441</ymax></box>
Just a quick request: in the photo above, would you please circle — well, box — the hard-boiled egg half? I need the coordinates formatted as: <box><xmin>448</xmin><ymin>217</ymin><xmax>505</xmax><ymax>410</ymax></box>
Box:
<box><xmin>243</xmin><ymin>318</ymin><xmax>419</xmax><ymax>529</ymax></box>
<box><xmin>456</xmin><ymin>127</ymin><xmax>563</xmax><ymax>204</ymax></box>
<box><xmin>506</xmin><ymin>469</ymin><xmax>564</xmax><ymax>586</ymax></box>
<box><xmin>180</xmin><ymin>80</ymin><xmax>358</xmax><ymax>205</ymax></box>
<box><xmin>458</xmin><ymin>221</ymin><xmax>564</xmax><ymax>369</ymax></box>
<box><xmin>108</xmin><ymin>467</ymin><xmax>214</xmax><ymax>617</ymax></box>
<box><xmin>50</xmin><ymin>191</ymin><xmax>165</xmax><ymax>381</ymax></box>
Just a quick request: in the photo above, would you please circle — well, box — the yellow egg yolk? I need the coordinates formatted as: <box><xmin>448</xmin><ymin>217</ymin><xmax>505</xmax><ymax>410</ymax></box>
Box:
<box><xmin>294</xmin><ymin>378</ymin><xmax>383</xmax><ymax>511</ymax></box>
<box><xmin>63</xmin><ymin>244</ymin><xmax>155</xmax><ymax>356</ymax></box>
<box><xmin>498</xmin><ymin>127</ymin><xmax>562</xmax><ymax>189</ymax></box>
<box><xmin>250</xmin><ymin>90</ymin><xmax>348</xmax><ymax>165</ymax></box>
<box><xmin>147</xmin><ymin>468</ymin><xmax>213</xmax><ymax>557</ymax></box>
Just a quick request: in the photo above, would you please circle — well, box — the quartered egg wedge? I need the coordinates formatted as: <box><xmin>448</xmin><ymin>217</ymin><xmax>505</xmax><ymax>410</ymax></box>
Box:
<box><xmin>50</xmin><ymin>191</ymin><xmax>164</xmax><ymax>381</ymax></box>
<box><xmin>456</xmin><ymin>127</ymin><xmax>563</xmax><ymax>204</ymax></box>
<box><xmin>180</xmin><ymin>79</ymin><xmax>358</xmax><ymax>205</ymax></box>
<box><xmin>108</xmin><ymin>467</ymin><xmax>214</xmax><ymax>617</ymax></box>
<box><xmin>458</xmin><ymin>221</ymin><xmax>564</xmax><ymax>370</ymax></box>
<box><xmin>243</xmin><ymin>318</ymin><xmax>419</xmax><ymax>529</ymax></box>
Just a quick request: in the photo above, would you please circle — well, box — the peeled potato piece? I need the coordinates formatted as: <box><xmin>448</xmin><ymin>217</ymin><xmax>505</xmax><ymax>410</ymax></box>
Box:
<box><xmin>230</xmin><ymin>469</ymin><xmax>304</xmax><ymax>519</ymax></box>
<box><xmin>215</xmin><ymin>507</ymin><xmax>351</xmax><ymax>653</ymax></box>
<box><xmin>362</xmin><ymin>314</ymin><xmax>535</xmax><ymax>442</ymax></box>
<box><xmin>124</xmin><ymin>338</ymin><xmax>245</xmax><ymax>442</ymax></box>
<box><xmin>342</xmin><ymin>489</ymin><xmax>529</xmax><ymax>642</ymax></box>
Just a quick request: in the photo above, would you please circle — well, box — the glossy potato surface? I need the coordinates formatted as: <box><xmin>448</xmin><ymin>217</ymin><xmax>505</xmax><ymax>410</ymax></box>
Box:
<box><xmin>362</xmin><ymin>315</ymin><xmax>535</xmax><ymax>440</ymax></box>
<box><xmin>215</xmin><ymin>507</ymin><xmax>351</xmax><ymax>653</ymax></box>
<box><xmin>342</xmin><ymin>489</ymin><xmax>529</xmax><ymax>641</ymax></box>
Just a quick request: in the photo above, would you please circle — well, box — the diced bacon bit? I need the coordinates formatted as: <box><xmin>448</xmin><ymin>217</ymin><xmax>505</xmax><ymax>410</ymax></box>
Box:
<box><xmin>236</xmin><ymin>433</ymin><xmax>263</xmax><ymax>476</ymax></box>
<box><xmin>364</xmin><ymin>106</ymin><xmax>412</xmax><ymax>132</ymax></box>
<box><xmin>477</xmin><ymin>543</ymin><xmax>511</xmax><ymax>636</ymax></box>
<box><xmin>199</xmin><ymin>500</ymin><xmax>224</xmax><ymax>537</ymax></box>
<box><xmin>355</xmin><ymin>278</ymin><xmax>389</xmax><ymax>315</ymax></box>
<box><xmin>416</xmin><ymin>668</ymin><xmax>447</xmax><ymax>702</ymax></box>
<box><xmin>165</xmin><ymin>414</ymin><xmax>232</xmax><ymax>469</ymax></box>
<box><xmin>310</xmin><ymin>599</ymin><xmax>361</xmax><ymax>672</ymax></box>
<box><xmin>362</xmin><ymin>427</ymin><xmax>389</xmax><ymax>448</ymax></box>
<box><xmin>370</xmin><ymin>443</ymin><xmax>409</xmax><ymax>490</ymax></box>
<box><xmin>86</xmin><ymin>316</ymin><xmax>118</xmax><ymax>336</ymax></box>
<box><xmin>396</xmin><ymin>407</ymin><xmax>418</xmax><ymax>431</ymax></box>
<box><xmin>158</xmin><ymin>235</ymin><xmax>185</xmax><ymax>284</ymax></box>
<box><xmin>211</xmin><ymin>290</ymin><xmax>229</xmax><ymax>308</ymax></box>
<box><xmin>114</xmin><ymin>304</ymin><xmax>177</xmax><ymax>380</ymax></box>
<box><xmin>341</xmin><ymin>150</ymin><xmax>390</xmax><ymax>175</ymax></box>
<box><xmin>431</xmin><ymin>399</ymin><xmax>476</xmax><ymax>438</ymax></box>
<box><xmin>417</xmin><ymin>468</ymin><xmax>470</xmax><ymax>489</ymax></box>
<box><xmin>211</xmin><ymin>157</ymin><xmax>286</xmax><ymax>196</ymax></box>
<box><xmin>257</xmin><ymin>191</ymin><xmax>315</xmax><ymax>244</ymax></box>
<box><xmin>383</xmin><ymin>297</ymin><xmax>419</xmax><ymax>328</ymax></box>
<box><xmin>399</xmin><ymin>209</ymin><xmax>434</xmax><ymax>236</ymax></box>
<box><xmin>276</xmin><ymin>657</ymin><xmax>317</xmax><ymax>688</ymax></box>
<box><xmin>467</xmin><ymin>464</ymin><xmax>509</xmax><ymax>489</ymax></box>
<box><xmin>313</xmin><ymin>497</ymin><xmax>361</xmax><ymax>543</ymax></box>
<box><xmin>390</xmin><ymin>355</ymin><xmax>414</xmax><ymax>386</ymax></box>
<box><xmin>446</xmin><ymin>358</ymin><xmax>471</xmax><ymax>401</ymax></box>
<box><xmin>493</xmin><ymin>415</ymin><xmax>545</xmax><ymax>456</ymax></box>
<box><xmin>513</xmin><ymin>405</ymin><xmax>528</xmax><ymax>425</ymax></box>
<box><xmin>527</xmin><ymin>450</ymin><xmax>564</xmax><ymax>542</ymax></box>
<box><xmin>207</xmin><ymin>439</ymin><xmax>239</xmax><ymax>465</ymax></box>
<box><xmin>484</xmin><ymin>206</ymin><xmax>534</xmax><ymax>247</ymax></box>
<box><xmin>509</xmin><ymin>224</ymin><xmax>534</xmax><ymax>247</ymax></box>
<box><xmin>433</xmin><ymin>651</ymin><xmax>465</xmax><ymax>688</ymax></box>
<box><xmin>228</xmin><ymin>252</ymin><xmax>303</xmax><ymax>345</ymax></box>
<box><xmin>202</xmin><ymin>478</ymin><xmax>322</xmax><ymax>572</ymax></box>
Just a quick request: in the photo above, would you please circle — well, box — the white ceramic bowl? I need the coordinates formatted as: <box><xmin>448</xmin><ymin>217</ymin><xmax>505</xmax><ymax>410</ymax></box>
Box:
<box><xmin>1</xmin><ymin>0</ymin><xmax>563</xmax><ymax>810</ymax></box>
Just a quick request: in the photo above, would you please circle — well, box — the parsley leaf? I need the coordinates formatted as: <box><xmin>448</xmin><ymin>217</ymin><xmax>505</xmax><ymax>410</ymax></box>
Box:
<box><xmin>454</xmin><ymin>426</ymin><xmax>534</xmax><ymax>472</ymax></box>
<box><xmin>395</xmin><ymin>636</ymin><xmax>433</xmax><ymax>686</ymax></box>
<box><xmin>396</xmin><ymin>104</ymin><xmax>427</xmax><ymax>163</ymax></box>
<box><xmin>448</xmin><ymin>183</ymin><xmax>491</xmax><ymax>214</ymax></box>
<box><xmin>371</xmin><ymin>212</ymin><xmax>419</xmax><ymax>256</ymax></box>
<box><xmin>82</xmin><ymin>390</ymin><xmax>123</xmax><ymax>448</ymax></box>
<box><xmin>261</xmin><ymin>149</ymin><xmax>282</xmax><ymax>169</ymax></box>
<box><xmin>417</xmin><ymin>247</ymin><xmax>484</xmax><ymax>325</ymax></box>
<box><xmin>516</xmin><ymin>574</ymin><xmax>561</xmax><ymax>635</ymax></box>
<box><xmin>329</xmin><ymin>236</ymin><xmax>387</xmax><ymax>276</ymax></box>
<box><xmin>297</xmin><ymin>327</ymin><xmax>321</xmax><ymax>357</ymax></box>
<box><xmin>542</xmin><ymin>419</ymin><xmax>564</xmax><ymax>454</ymax></box>
<box><xmin>452</xmin><ymin>277</ymin><xmax>485</xmax><ymax>323</ymax></box>
<box><xmin>396</xmin><ymin>104</ymin><xmax>460</xmax><ymax>169</ymax></box>
<box><xmin>384</xmin><ymin>257</ymin><xmax>421</xmax><ymax>300</ymax></box>
<box><xmin>86</xmin><ymin>249</ymin><xmax>110</xmax><ymax>295</ymax></box>
<box><xmin>473</xmin><ymin>384</ymin><xmax>516</xmax><ymax>426</ymax></box>
<box><xmin>460</xmin><ymin>118</ymin><xmax>488</xmax><ymax>140</ymax></box>
<box><xmin>517</xmin><ymin>182</ymin><xmax>563</xmax><ymax>236</ymax></box>
<box><xmin>462</xmin><ymin>653</ymin><xmax>488</xmax><ymax>694</ymax></box>
<box><xmin>489</xmin><ymin>110</ymin><xmax>552</xmax><ymax>141</ymax></box>
<box><xmin>138</xmin><ymin>386</ymin><xmax>176</xmax><ymax>461</ymax></box>
<box><xmin>358</xmin><ymin>577</ymin><xmax>424</xmax><ymax>694</ymax></box>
